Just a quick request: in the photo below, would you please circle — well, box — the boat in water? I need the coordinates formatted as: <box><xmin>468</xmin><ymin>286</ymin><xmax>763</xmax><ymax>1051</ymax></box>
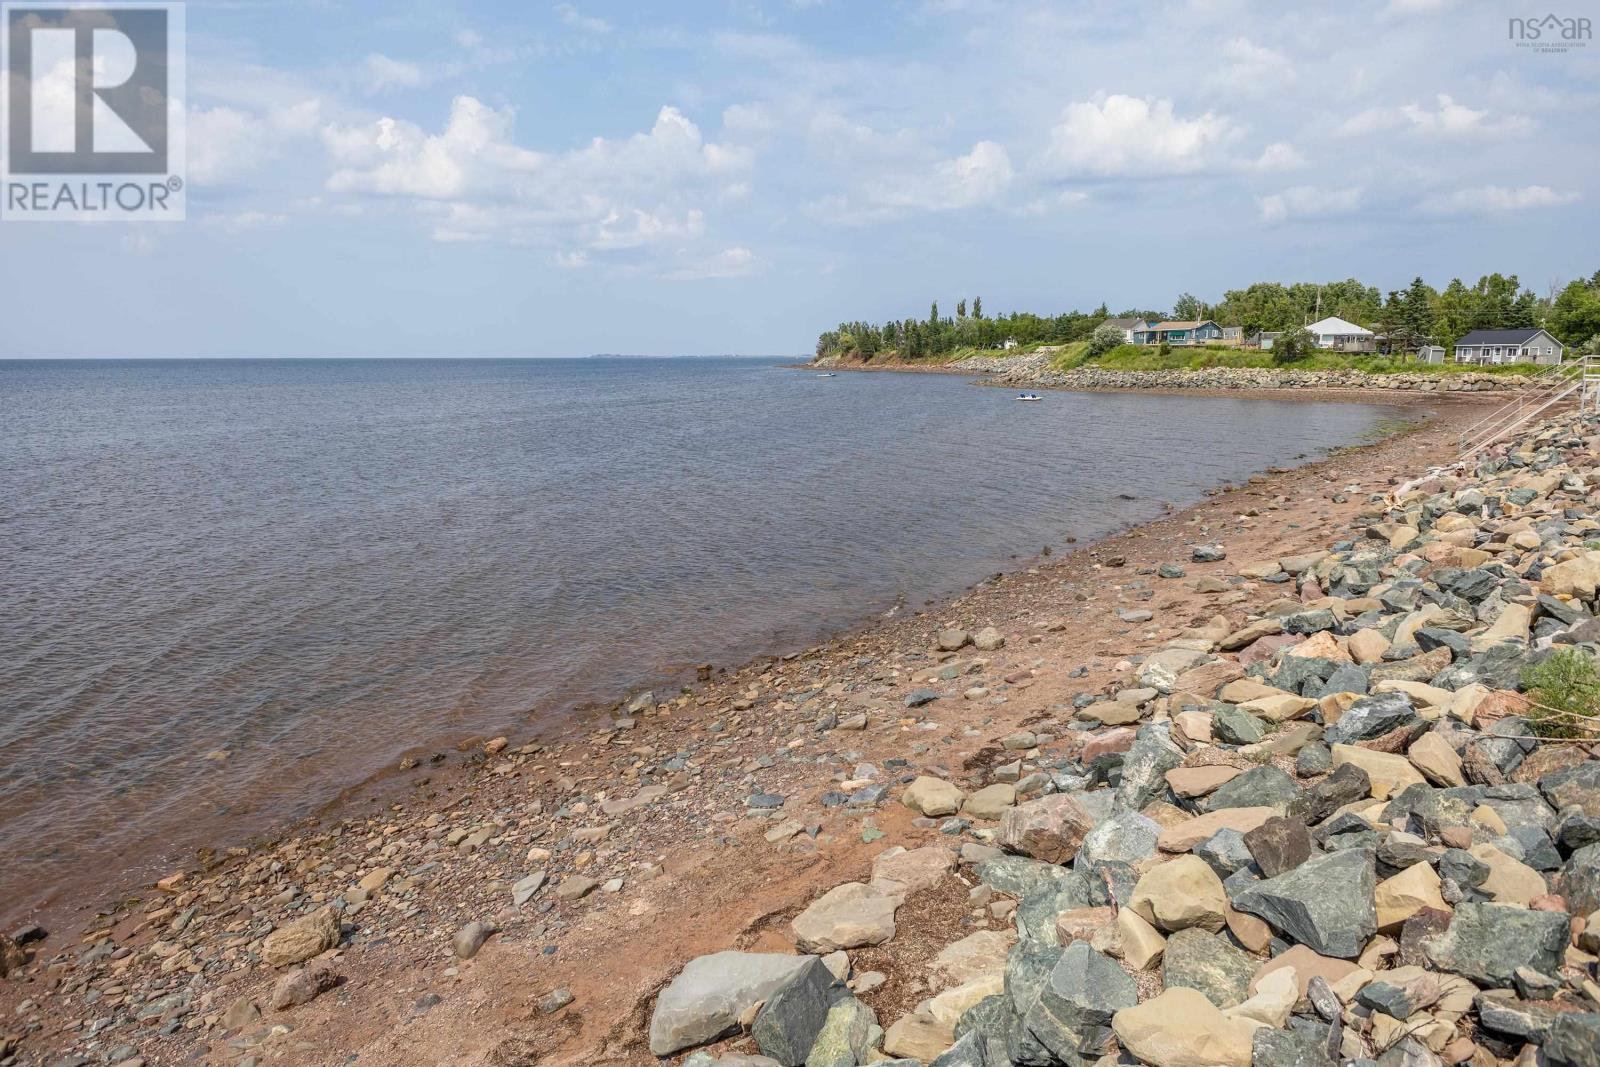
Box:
<box><xmin>1016</xmin><ymin>392</ymin><xmax>1043</xmax><ymax>402</ymax></box>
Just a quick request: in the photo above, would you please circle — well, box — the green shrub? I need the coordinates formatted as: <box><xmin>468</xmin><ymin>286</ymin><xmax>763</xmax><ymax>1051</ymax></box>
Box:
<box><xmin>1521</xmin><ymin>648</ymin><xmax>1600</xmax><ymax>738</ymax></box>
<box><xmin>1087</xmin><ymin>322</ymin><xmax>1126</xmax><ymax>357</ymax></box>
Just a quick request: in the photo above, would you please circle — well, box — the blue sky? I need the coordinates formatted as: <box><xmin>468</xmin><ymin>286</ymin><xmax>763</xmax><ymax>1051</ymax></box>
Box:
<box><xmin>2</xmin><ymin>0</ymin><xmax>1598</xmax><ymax>357</ymax></box>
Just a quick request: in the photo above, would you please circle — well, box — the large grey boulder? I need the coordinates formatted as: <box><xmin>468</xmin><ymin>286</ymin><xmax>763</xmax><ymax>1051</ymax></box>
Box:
<box><xmin>1545</xmin><ymin>1013</ymin><xmax>1600</xmax><ymax>1067</ymax></box>
<box><xmin>753</xmin><ymin>957</ymin><xmax>851</xmax><ymax>1066</ymax></box>
<box><xmin>1423</xmin><ymin>902</ymin><xmax>1569</xmax><ymax>988</ymax></box>
<box><xmin>1323</xmin><ymin>692</ymin><xmax>1419</xmax><ymax>746</ymax></box>
<box><xmin>977</xmin><ymin>856</ymin><xmax>1079</xmax><ymax>899</ymax></box>
<box><xmin>1076</xmin><ymin>810</ymin><xmax>1161</xmax><ymax>868</ymax></box>
<box><xmin>649</xmin><ymin>952</ymin><xmax>813</xmax><ymax>1056</ymax></box>
<box><xmin>929</xmin><ymin>1030</ymin><xmax>989</xmax><ymax>1067</ymax></box>
<box><xmin>1230</xmin><ymin>848</ymin><xmax>1376</xmax><ymax>958</ymax></box>
<box><xmin>804</xmin><ymin>997</ymin><xmax>877</xmax><ymax>1067</ymax></box>
<box><xmin>1558</xmin><ymin>843</ymin><xmax>1600</xmax><ymax>916</ymax></box>
<box><xmin>1116</xmin><ymin>724</ymin><xmax>1185</xmax><ymax>811</ymax></box>
<box><xmin>1541</xmin><ymin>762</ymin><xmax>1600</xmax><ymax>818</ymax></box>
<box><xmin>1021</xmin><ymin>941</ymin><xmax>1137</xmax><ymax>1066</ymax></box>
<box><xmin>1161</xmin><ymin>928</ymin><xmax>1257</xmax><ymax>1008</ymax></box>
<box><xmin>1204</xmin><ymin>765</ymin><xmax>1304</xmax><ymax>815</ymax></box>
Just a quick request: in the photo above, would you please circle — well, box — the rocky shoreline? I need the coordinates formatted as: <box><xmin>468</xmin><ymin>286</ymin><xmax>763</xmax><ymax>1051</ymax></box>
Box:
<box><xmin>3</xmin><ymin>397</ymin><xmax>1599</xmax><ymax>1067</ymax></box>
<box><xmin>819</xmin><ymin>353</ymin><xmax>1532</xmax><ymax>394</ymax></box>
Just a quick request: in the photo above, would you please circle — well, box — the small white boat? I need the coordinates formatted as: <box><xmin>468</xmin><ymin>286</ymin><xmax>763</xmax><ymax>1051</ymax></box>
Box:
<box><xmin>1016</xmin><ymin>392</ymin><xmax>1043</xmax><ymax>402</ymax></box>
<box><xmin>816</xmin><ymin>372</ymin><xmax>837</xmax><ymax>378</ymax></box>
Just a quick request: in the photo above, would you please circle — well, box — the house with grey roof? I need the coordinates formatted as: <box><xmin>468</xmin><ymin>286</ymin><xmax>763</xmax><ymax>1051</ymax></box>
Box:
<box><xmin>1101</xmin><ymin>317</ymin><xmax>1145</xmax><ymax>343</ymax></box>
<box><xmin>1453</xmin><ymin>328</ymin><xmax>1564</xmax><ymax>366</ymax></box>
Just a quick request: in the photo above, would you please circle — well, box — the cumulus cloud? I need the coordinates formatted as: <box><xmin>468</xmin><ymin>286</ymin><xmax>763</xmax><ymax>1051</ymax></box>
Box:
<box><xmin>362</xmin><ymin>54</ymin><xmax>427</xmax><ymax>93</ymax></box>
<box><xmin>1251</xmin><ymin>141</ymin><xmax>1307</xmax><ymax>170</ymax></box>
<box><xmin>321</xmin><ymin>98</ymin><xmax>753</xmax><ymax>258</ymax></box>
<box><xmin>1041</xmin><ymin>94</ymin><xmax>1235</xmax><ymax>177</ymax></box>
<box><xmin>1420</xmin><ymin>184</ymin><xmax>1580</xmax><ymax>214</ymax></box>
<box><xmin>1337</xmin><ymin>94</ymin><xmax>1531</xmax><ymax>138</ymax></box>
<box><xmin>1209</xmin><ymin>38</ymin><xmax>1294</xmax><ymax>93</ymax></box>
<box><xmin>1258</xmin><ymin>185</ymin><xmax>1363</xmax><ymax>224</ymax></box>
<box><xmin>188</xmin><ymin>99</ymin><xmax>322</xmax><ymax>185</ymax></box>
<box><xmin>806</xmin><ymin>138</ymin><xmax>1013</xmax><ymax>223</ymax></box>
<box><xmin>555</xmin><ymin>3</ymin><xmax>611</xmax><ymax>34</ymax></box>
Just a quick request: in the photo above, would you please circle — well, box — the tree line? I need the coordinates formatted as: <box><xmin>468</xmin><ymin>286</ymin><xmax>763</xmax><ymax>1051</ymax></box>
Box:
<box><xmin>815</xmin><ymin>272</ymin><xmax>1600</xmax><ymax>361</ymax></box>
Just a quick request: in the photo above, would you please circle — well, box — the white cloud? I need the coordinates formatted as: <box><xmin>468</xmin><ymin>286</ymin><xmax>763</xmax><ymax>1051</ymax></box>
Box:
<box><xmin>1258</xmin><ymin>185</ymin><xmax>1363</xmax><ymax>224</ymax></box>
<box><xmin>362</xmin><ymin>53</ymin><xmax>426</xmax><ymax>93</ymax></box>
<box><xmin>1041</xmin><ymin>94</ymin><xmax>1235</xmax><ymax>177</ymax></box>
<box><xmin>1209</xmin><ymin>38</ymin><xmax>1293</xmax><ymax>93</ymax></box>
<box><xmin>322</xmin><ymin>98</ymin><xmax>752</xmax><ymax>256</ymax></box>
<box><xmin>1337</xmin><ymin>94</ymin><xmax>1531</xmax><ymax>138</ymax></box>
<box><xmin>555</xmin><ymin>3</ymin><xmax>611</xmax><ymax>34</ymax></box>
<box><xmin>806</xmin><ymin>139</ymin><xmax>1014</xmax><ymax>223</ymax></box>
<box><xmin>1251</xmin><ymin>141</ymin><xmax>1307</xmax><ymax>170</ymax></box>
<box><xmin>188</xmin><ymin>99</ymin><xmax>322</xmax><ymax>185</ymax></box>
<box><xmin>1420</xmin><ymin>184</ymin><xmax>1580</xmax><ymax>214</ymax></box>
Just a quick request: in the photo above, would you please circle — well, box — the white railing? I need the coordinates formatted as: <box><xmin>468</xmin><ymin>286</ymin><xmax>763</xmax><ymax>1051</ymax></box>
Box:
<box><xmin>1454</xmin><ymin>359</ymin><xmax>1586</xmax><ymax>462</ymax></box>
<box><xmin>1582</xmin><ymin>353</ymin><xmax>1600</xmax><ymax>413</ymax></box>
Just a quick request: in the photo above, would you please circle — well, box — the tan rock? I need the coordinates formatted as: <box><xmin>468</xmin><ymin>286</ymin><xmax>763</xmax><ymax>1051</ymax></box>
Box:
<box><xmin>1226</xmin><ymin>904</ymin><xmax>1274</xmax><ymax>954</ymax></box>
<box><xmin>792</xmin><ymin>883</ymin><xmax>898</xmax><ymax>952</ymax></box>
<box><xmin>356</xmin><ymin>867</ymin><xmax>393</xmax><ymax>894</ymax></box>
<box><xmin>1113</xmin><ymin>987</ymin><xmax>1255</xmax><ymax>1067</ymax></box>
<box><xmin>261</xmin><ymin>907</ymin><xmax>341</xmax><ymax>969</ymax></box>
<box><xmin>961</xmin><ymin>783</ymin><xmax>1016</xmax><ymax>821</ymax></box>
<box><xmin>1117</xmin><ymin>906</ymin><xmax>1167</xmax><ymax>969</ymax></box>
<box><xmin>1056</xmin><ymin>907</ymin><xmax>1117</xmax><ymax>945</ymax></box>
<box><xmin>928</xmin><ymin>973</ymin><xmax>1005</xmax><ymax>1029</ymax></box>
<box><xmin>1129</xmin><ymin>855</ymin><xmax>1227</xmax><ymax>933</ymax></box>
<box><xmin>1471</xmin><ymin>603</ymin><xmax>1532</xmax><ymax>651</ymax></box>
<box><xmin>902</xmin><ymin>776</ymin><xmax>965</xmax><ymax>817</ymax></box>
<box><xmin>1331</xmin><ymin>745</ymin><xmax>1425</xmax><ymax>800</ymax></box>
<box><xmin>1218</xmin><ymin>678</ymin><xmax>1288</xmax><ymax>703</ymax></box>
<box><xmin>1240</xmin><ymin>693</ymin><xmax>1317</xmax><ymax>723</ymax></box>
<box><xmin>870</xmin><ymin>846</ymin><xmax>956</xmax><ymax>902</ymax></box>
<box><xmin>1348</xmin><ymin>628</ymin><xmax>1391</xmax><ymax>665</ymax></box>
<box><xmin>1471</xmin><ymin>804</ymin><xmax>1508</xmax><ymax>835</ymax></box>
<box><xmin>1219</xmin><ymin>620</ymin><xmax>1285</xmax><ymax>652</ymax></box>
<box><xmin>1286</xmin><ymin>631</ymin><xmax>1350</xmax><ymax>664</ymax></box>
<box><xmin>1249</xmin><ymin>944</ymin><xmax>1360</xmax><ymax>1002</ymax></box>
<box><xmin>1469</xmin><ymin>844</ymin><xmax>1547</xmax><ymax>905</ymax></box>
<box><xmin>1407</xmin><ymin>733</ymin><xmax>1465</xmax><ymax>787</ymax></box>
<box><xmin>1543</xmin><ymin>550</ymin><xmax>1600</xmax><ymax>600</ymax></box>
<box><xmin>1158</xmin><ymin>807</ymin><xmax>1278</xmax><ymax>853</ymax></box>
<box><xmin>1375</xmin><ymin>680</ymin><xmax>1454</xmax><ymax>710</ymax></box>
<box><xmin>1180</xmin><ymin>715</ymin><xmax>1222</xmax><ymax>750</ymax></box>
<box><xmin>1227</xmin><ymin>966</ymin><xmax>1297</xmax><ymax>1028</ymax></box>
<box><xmin>1174</xmin><ymin>660</ymin><xmax>1246</xmax><ymax>695</ymax></box>
<box><xmin>931</xmin><ymin>929</ymin><xmax>1015</xmax><ymax>989</ymax></box>
<box><xmin>1375</xmin><ymin>862</ymin><xmax>1448</xmax><ymax>930</ymax></box>
<box><xmin>882</xmin><ymin>1012</ymin><xmax>954</xmax><ymax>1061</ymax></box>
<box><xmin>1165</xmin><ymin>765</ymin><xmax>1241</xmax><ymax>798</ymax></box>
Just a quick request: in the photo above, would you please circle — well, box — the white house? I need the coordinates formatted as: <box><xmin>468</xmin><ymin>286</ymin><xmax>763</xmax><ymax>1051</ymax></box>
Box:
<box><xmin>1452</xmin><ymin>328</ymin><xmax>1563</xmax><ymax>366</ymax></box>
<box><xmin>1101</xmin><ymin>317</ymin><xmax>1144</xmax><ymax>343</ymax></box>
<box><xmin>1305</xmin><ymin>316</ymin><xmax>1377</xmax><ymax>353</ymax></box>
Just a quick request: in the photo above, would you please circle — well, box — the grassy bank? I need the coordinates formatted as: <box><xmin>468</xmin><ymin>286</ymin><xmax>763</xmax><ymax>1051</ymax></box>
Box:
<box><xmin>1048</xmin><ymin>343</ymin><xmax>1548</xmax><ymax>375</ymax></box>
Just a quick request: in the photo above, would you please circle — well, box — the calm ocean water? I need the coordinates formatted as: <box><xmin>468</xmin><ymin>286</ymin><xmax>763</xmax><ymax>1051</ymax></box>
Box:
<box><xmin>0</xmin><ymin>357</ymin><xmax>1404</xmax><ymax>918</ymax></box>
